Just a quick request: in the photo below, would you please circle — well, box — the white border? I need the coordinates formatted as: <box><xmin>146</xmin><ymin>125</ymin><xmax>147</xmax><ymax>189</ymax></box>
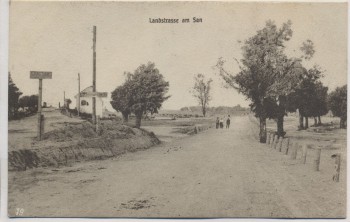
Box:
<box><xmin>0</xmin><ymin>0</ymin><xmax>348</xmax><ymax>222</ymax></box>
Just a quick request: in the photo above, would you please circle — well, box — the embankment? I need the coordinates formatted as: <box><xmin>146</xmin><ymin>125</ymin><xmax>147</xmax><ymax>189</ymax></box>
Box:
<box><xmin>9</xmin><ymin>121</ymin><xmax>160</xmax><ymax>171</ymax></box>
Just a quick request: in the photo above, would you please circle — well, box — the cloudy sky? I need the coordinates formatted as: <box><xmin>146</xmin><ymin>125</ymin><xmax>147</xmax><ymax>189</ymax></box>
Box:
<box><xmin>9</xmin><ymin>1</ymin><xmax>347</xmax><ymax>110</ymax></box>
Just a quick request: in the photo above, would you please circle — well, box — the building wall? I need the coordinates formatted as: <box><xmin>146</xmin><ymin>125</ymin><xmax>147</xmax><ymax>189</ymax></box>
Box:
<box><xmin>77</xmin><ymin>97</ymin><xmax>104</xmax><ymax>116</ymax></box>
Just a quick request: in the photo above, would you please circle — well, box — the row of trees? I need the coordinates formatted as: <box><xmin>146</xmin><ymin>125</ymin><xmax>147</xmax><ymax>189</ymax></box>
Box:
<box><xmin>110</xmin><ymin>62</ymin><xmax>170</xmax><ymax>128</ymax></box>
<box><xmin>214</xmin><ymin>20</ymin><xmax>346</xmax><ymax>142</ymax></box>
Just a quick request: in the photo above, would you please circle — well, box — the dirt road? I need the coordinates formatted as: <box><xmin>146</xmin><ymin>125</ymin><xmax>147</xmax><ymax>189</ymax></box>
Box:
<box><xmin>8</xmin><ymin>116</ymin><xmax>346</xmax><ymax>218</ymax></box>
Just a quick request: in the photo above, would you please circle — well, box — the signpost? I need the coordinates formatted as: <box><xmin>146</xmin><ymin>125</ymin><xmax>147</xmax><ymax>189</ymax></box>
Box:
<box><xmin>80</xmin><ymin>91</ymin><xmax>107</xmax><ymax>98</ymax></box>
<box><xmin>30</xmin><ymin>71</ymin><xmax>52</xmax><ymax>140</ymax></box>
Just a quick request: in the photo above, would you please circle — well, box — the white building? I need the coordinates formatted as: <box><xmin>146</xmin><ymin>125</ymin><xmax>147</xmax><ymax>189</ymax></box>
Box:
<box><xmin>75</xmin><ymin>86</ymin><xmax>105</xmax><ymax>117</ymax></box>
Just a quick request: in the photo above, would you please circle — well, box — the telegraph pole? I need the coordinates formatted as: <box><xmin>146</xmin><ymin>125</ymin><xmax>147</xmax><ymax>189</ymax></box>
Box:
<box><xmin>92</xmin><ymin>25</ymin><xmax>97</xmax><ymax>124</ymax></box>
<box><xmin>63</xmin><ymin>91</ymin><xmax>65</xmax><ymax>108</ymax></box>
<box><xmin>78</xmin><ymin>73</ymin><xmax>80</xmax><ymax>116</ymax></box>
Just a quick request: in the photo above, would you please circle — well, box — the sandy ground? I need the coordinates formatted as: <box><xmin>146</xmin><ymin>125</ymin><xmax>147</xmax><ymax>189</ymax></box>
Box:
<box><xmin>8</xmin><ymin>108</ymin><xmax>83</xmax><ymax>151</ymax></box>
<box><xmin>8</xmin><ymin>116</ymin><xmax>346</xmax><ymax>218</ymax></box>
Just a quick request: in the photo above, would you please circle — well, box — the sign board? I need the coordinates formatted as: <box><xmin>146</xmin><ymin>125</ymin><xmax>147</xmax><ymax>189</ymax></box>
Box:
<box><xmin>80</xmin><ymin>92</ymin><xmax>108</xmax><ymax>97</ymax></box>
<box><xmin>30</xmin><ymin>71</ymin><xmax>52</xmax><ymax>79</ymax></box>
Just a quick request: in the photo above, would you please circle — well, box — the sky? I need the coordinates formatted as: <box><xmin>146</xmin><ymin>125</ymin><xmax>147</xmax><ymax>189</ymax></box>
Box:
<box><xmin>9</xmin><ymin>1</ymin><xmax>347</xmax><ymax>111</ymax></box>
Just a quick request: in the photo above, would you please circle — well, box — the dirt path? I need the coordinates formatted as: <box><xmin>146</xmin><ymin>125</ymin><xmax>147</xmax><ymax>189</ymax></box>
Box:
<box><xmin>8</xmin><ymin>116</ymin><xmax>346</xmax><ymax>218</ymax></box>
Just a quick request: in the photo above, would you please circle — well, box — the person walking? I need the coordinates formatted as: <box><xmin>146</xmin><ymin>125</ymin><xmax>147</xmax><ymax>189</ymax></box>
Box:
<box><xmin>226</xmin><ymin>115</ymin><xmax>231</xmax><ymax>129</ymax></box>
<box><xmin>220</xmin><ymin>117</ymin><xmax>224</xmax><ymax>129</ymax></box>
<box><xmin>216</xmin><ymin>117</ymin><xmax>220</xmax><ymax>129</ymax></box>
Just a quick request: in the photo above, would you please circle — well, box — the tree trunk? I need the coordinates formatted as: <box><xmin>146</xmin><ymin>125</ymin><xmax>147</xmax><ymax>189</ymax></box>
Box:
<box><xmin>259</xmin><ymin>116</ymin><xmax>267</xmax><ymax>143</ymax></box>
<box><xmin>122</xmin><ymin>112</ymin><xmax>129</xmax><ymax>123</ymax></box>
<box><xmin>299</xmin><ymin>114</ymin><xmax>304</xmax><ymax>130</ymax></box>
<box><xmin>202</xmin><ymin>108</ymin><xmax>206</xmax><ymax>117</ymax></box>
<box><xmin>340</xmin><ymin>116</ymin><xmax>346</xmax><ymax>129</ymax></box>
<box><xmin>135</xmin><ymin>113</ymin><xmax>142</xmax><ymax>128</ymax></box>
<box><xmin>318</xmin><ymin>116</ymin><xmax>322</xmax><ymax>125</ymax></box>
<box><xmin>277</xmin><ymin>116</ymin><xmax>285</xmax><ymax>137</ymax></box>
<box><xmin>305</xmin><ymin>117</ymin><xmax>309</xmax><ymax>129</ymax></box>
<box><xmin>313</xmin><ymin>117</ymin><xmax>317</xmax><ymax>126</ymax></box>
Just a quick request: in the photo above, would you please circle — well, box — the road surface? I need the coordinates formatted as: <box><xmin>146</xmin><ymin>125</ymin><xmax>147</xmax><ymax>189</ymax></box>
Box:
<box><xmin>8</xmin><ymin>116</ymin><xmax>346</xmax><ymax>218</ymax></box>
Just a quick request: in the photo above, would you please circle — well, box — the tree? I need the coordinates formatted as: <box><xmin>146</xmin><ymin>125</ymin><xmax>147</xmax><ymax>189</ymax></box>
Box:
<box><xmin>328</xmin><ymin>85</ymin><xmax>347</xmax><ymax>129</ymax></box>
<box><xmin>216</xmin><ymin>20</ymin><xmax>296</xmax><ymax>142</ymax></box>
<box><xmin>18</xmin><ymin>95</ymin><xmax>30</xmax><ymax>111</ymax></box>
<box><xmin>126</xmin><ymin>62</ymin><xmax>170</xmax><ymax>128</ymax></box>
<box><xmin>8</xmin><ymin>73</ymin><xmax>22</xmax><ymax>119</ymax></box>
<box><xmin>191</xmin><ymin>74</ymin><xmax>213</xmax><ymax>117</ymax></box>
<box><xmin>19</xmin><ymin>94</ymin><xmax>39</xmax><ymax>113</ymax></box>
<box><xmin>311</xmin><ymin>82</ymin><xmax>328</xmax><ymax>125</ymax></box>
<box><xmin>286</xmin><ymin>65</ymin><xmax>327</xmax><ymax>129</ymax></box>
<box><xmin>28</xmin><ymin>95</ymin><xmax>39</xmax><ymax>112</ymax></box>
<box><xmin>65</xmin><ymin>98</ymin><xmax>72</xmax><ymax>109</ymax></box>
<box><xmin>110</xmin><ymin>82</ymin><xmax>133</xmax><ymax>123</ymax></box>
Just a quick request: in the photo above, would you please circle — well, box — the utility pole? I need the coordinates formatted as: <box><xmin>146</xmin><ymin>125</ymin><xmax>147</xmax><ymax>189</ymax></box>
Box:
<box><xmin>63</xmin><ymin>91</ymin><xmax>65</xmax><ymax>108</ymax></box>
<box><xmin>78</xmin><ymin>73</ymin><xmax>80</xmax><ymax>116</ymax></box>
<box><xmin>92</xmin><ymin>25</ymin><xmax>97</xmax><ymax>124</ymax></box>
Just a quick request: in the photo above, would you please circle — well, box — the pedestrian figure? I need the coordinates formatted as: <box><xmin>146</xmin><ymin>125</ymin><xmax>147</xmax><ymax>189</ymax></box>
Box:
<box><xmin>216</xmin><ymin>117</ymin><xmax>220</xmax><ymax>129</ymax></box>
<box><xmin>226</xmin><ymin>115</ymin><xmax>231</xmax><ymax>129</ymax></box>
<box><xmin>220</xmin><ymin>118</ymin><xmax>224</xmax><ymax>129</ymax></box>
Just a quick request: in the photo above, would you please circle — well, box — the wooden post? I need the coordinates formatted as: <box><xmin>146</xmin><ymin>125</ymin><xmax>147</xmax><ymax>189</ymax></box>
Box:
<box><xmin>78</xmin><ymin>73</ymin><xmax>80</xmax><ymax>117</ymax></box>
<box><xmin>290</xmin><ymin>142</ymin><xmax>298</xmax><ymax>159</ymax></box>
<box><xmin>92</xmin><ymin>26</ymin><xmax>97</xmax><ymax>124</ymax></box>
<box><xmin>278</xmin><ymin>137</ymin><xmax>283</xmax><ymax>152</ymax></box>
<box><xmin>30</xmin><ymin>71</ymin><xmax>52</xmax><ymax>140</ymax></box>
<box><xmin>96</xmin><ymin>115</ymin><xmax>101</xmax><ymax>134</ymax></box>
<box><xmin>301</xmin><ymin>144</ymin><xmax>308</xmax><ymax>164</ymax></box>
<box><xmin>37</xmin><ymin>79</ymin><xmax>43</xmax><ymax>140</ymax></box>
<box><xmin>273</xmin><ymin>135</ymin><xmax>278</xmax><ymax>149</ymax></box>
<box><xmin>284</xmin><ymin>138</ymin><xmax>290</xmax><ymax>155</ymax></box>
<box><xmin>331</xmin><ymin>153</ymin><xmax>341</xmax><ymax>182</ymax></box>
<box><xmin>313</xmin><ymin>148</ymin><xmax>321</xmax><ymax>171</ymax></box>
<box><xmin>270</xmin><ymin>134</ymin><xmax>275</xmax><ymax>148</ymax></box>
<box><xmin>267</xmin><ymin>133</ymin><xmax>271</xmax><ymax>145</ymax></box>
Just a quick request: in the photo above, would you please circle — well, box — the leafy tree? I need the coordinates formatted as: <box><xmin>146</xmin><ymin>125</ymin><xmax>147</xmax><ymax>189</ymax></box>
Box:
<box><xmin>18</xmin><ymin>95</ymin><xmax>30</xmax><ymax>110</ymax></box>
<box><xmin>328</xmin><ymin>85</ymin><xmax>347</xmax><ymax>129</ymax></box>
<box><xmin>65</xmin><ymin>98</ymin><xmax>72</xmax><ymax>109</ymax></box>
<box><xmin>286</xmin><ymin>65</ymin><xmax>327</xmax><ymax>129</ymax></box>
<box><xmin>110</xmin><ymin>82</ymin><xmax>133</xmax><ymax>122</ymax></box>
<box><xmin>125</xmin><ymin>62</ymin><xmax>170</xmax><ymax>128</ymax></box>
<box><xmin>19</xmin><ymin>94</ymin><xmax>39</xmax><ymax>113</ymax></box>
<box><xmin>311</xmin><ymin>82</ymin><xmax>328</xmax><ymax>125</ymax></box>
<box><xmin>191</xmin><ymin>74</ymin><xmax>213</xmax><ymax>117</ymax></box>
<box><xmin>8</xmin><ymin>73</ymin><xmax>22</xmax><ymax>119</ymax></box>
<box><xmin>29</xmin><ymin>95</ymin><xmax>39</xmax><ymax>111</ymax></box>
<box><xmin>216</xmin><ymin>20</ymin><xmax>297</xmax><ymax>142</ymax></box>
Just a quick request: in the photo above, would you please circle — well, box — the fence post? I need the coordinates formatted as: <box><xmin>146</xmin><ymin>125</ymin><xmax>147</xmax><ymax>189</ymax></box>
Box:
<box><xmin>278</xmin><ymin>137</ymin><xmax>283</xmax><ymax>152</ymax></box>
<box><xmin>301</xmin><ymin>144</ymin><xmax>308</xmax><ymax>164</ymax></box>
<box><xmin>270</xmin><ymin>134</ymin><xmax>275</xmax><ymax>148</ymax></box>
<box><xmin>290</xmin><ymin>142</ymin><xmax>298</xmax><ymax>159</ymax></box>
<box><xmin>273</xmin><ymin>135</ymin><xmax>279</xmax><ymax>149</ymax></box>
<box><xmin>313</xmin><ymin>148</ymin><xmax>321</xmax><ymax>171</ymax></box>
<box><xmin>284</xmin><ymin>138</ymin><xmax>290</xmax><ymax>155</ymax></box>
<box><xmin>331</xmin><ymin>153</ymin><xmax>341</xmax><ymax>182</ymax></box>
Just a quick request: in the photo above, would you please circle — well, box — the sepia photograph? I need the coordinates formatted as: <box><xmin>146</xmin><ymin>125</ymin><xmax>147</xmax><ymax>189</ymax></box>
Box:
<box><xmin>7</xmin><ymin>1</ymin><xmax>347</xmax><ymax>218</ymax></box>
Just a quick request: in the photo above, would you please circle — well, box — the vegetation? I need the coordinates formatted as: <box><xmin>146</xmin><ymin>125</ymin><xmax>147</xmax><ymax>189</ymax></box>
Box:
<box><xmin>191</xmin><ymin>74</ymin><xmax>213</xmax><ymax>117</ymax></box>
<box><xmin>111</xmin><ymin>62</ymin><xmax>170</xmax><ymax>128</ymax></box>
<box><xmin>8</xmin><ymin>73</ymin><xmax>23</xmax><ymax>120</ymax></box>
<box><xmin>111</xmin><ymin>83</ymin><xmax>132</xmax><ymax>123</ymax></box>
<box><xmin>18</xmin><ymin>95</ymin><xmax>39</xmax><ymax>113</ymax></box>
<box><xmin>215</xmin><ymin>20</ymin><xmax>334</xmax><ymax>142</ymax></box>
<box><xmin>328</xmin><ymin>85</ymin><xmax>347</xmax><ymax>129</ymax></box>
